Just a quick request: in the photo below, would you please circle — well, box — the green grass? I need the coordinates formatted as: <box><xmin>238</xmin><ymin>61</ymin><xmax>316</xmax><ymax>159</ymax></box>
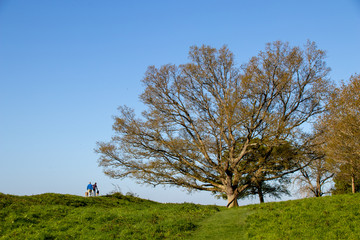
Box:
<box><xmin>191</xmin><ymin>193</ymin><xmax>360</xmax><ymax>240</ymax></box>
<box><xmin>189</xmin><ymin>207</ymin><xmax>252</xmax><ymax>240</ymax></box>
<box><xmin>0</xmin><ymin>192</ymin><xmax>221</xmax><ymax>239</ymax></box>
<box><xmin>1</xmin><ymin>192</ymin><xmax>360</xmax><ymax>239</ymax></box>
<box><xmin>245</xmin><ymin>194</ymin><xmax>360</xmax><ymax>240</ymax></box>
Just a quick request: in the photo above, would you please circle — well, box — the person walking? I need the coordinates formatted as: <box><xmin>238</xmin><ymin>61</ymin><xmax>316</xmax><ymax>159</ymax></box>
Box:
<box><xmin>93</xmin><ymin>182</ymin><xmax>99</xmax><ymax>196</ymax></box>
<box><xmin>87</xmin><ymin>182</ymin><xmax>93</xmax><ymax>197</ymax></box>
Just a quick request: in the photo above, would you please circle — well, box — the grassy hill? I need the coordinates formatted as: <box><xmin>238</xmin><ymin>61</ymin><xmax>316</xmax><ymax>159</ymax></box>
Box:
<box><xmin>0</xmin><ymin>192</ymin><xmax>221</xmax><ymax>239</ymax></box>
<box><xmin>192</xmin><ymin>194</ymin><xmax>360</xmax><ymax>240</ymax></box>
<box><xmin>1</xmin><ymin>192</ymin><xmax>360</xmax><ymax>239</ymax></box>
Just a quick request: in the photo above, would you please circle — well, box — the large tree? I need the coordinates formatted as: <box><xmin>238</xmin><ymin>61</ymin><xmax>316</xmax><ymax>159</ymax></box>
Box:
<box><xmin>96</xmin><ymin>41</ymin><xmax>331</xmax><ymax>207</ymax></box>
<box><xmin>322</xmin><ymin>74</ymin><xmax>360</xmax><ymax>194</ymax></box>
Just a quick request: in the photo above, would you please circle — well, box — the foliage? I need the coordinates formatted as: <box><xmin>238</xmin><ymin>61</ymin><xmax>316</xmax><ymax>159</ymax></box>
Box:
<box><xmin>332</xmin><ymin>166</ymin><xmax>360</xmax><ymax>194</ymax></box>
<box><xmin>96</xmin><ymin>41</ymin><xmax>332</xmax><ymax>207</ymax></box>
<box><xmin>237</xmin><ymin>180</ymin><xmax>290</xmax><ymax>203</ymax></box>
<box><xmin>0</xmin><ymin>193</ymin><xmax>220</xmax><ymax>239</ymax></box>
<box><xmin>322</xmin><ymin>74</ymin><xmax>360</xmax><ymax>193</ymax></box>
<box><xmin>236</xmin><ymin>141</ymin><xmax>296</xmax><ymax>203</ymax></box>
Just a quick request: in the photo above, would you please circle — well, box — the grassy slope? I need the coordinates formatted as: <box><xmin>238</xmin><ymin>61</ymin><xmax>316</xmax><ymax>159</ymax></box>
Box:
<box><xmin>193</xmin><ymin>193</ymin><xmax>360</xmax><ymax>240</ymax></box>
<box><xmin>244</xmin><ymin>193</ymin><xmax>360</xmax><ymax>239</ymax></box>
<box><xmin>1</xmin><ymin>193</ymin><xmax>360</xmax><ymax>239</ymax></box>
<box><xmin>0</xmin><ymin>193</ymin><xmax>221</xmax><ymax>239</ymax></box>
<box><xmin>189</xmin><ymin>207</ymin><xmax>252</xmax><ymax>240</ymax></box>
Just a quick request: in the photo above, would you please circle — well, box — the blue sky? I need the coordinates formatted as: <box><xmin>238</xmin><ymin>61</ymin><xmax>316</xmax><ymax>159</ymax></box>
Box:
<box><xmin>1</xmin><ymin>0</ymin><xmax>359</xmax><ymax>206</ymax></box>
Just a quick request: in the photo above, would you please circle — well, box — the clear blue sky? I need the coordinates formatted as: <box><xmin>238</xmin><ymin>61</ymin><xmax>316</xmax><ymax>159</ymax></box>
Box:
<box><xmin>1</xmin><ymin>0</ymin><xmax>359</xmax><ymax>206</ymax></box>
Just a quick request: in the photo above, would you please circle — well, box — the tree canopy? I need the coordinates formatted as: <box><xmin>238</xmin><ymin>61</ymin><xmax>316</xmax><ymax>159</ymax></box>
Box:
<box><xmin>96</xmin><ymin>41</ymin><xmax>331</xmax><ymax>207</ymax></box>
<box><xmin>322</xmin><ymin>74</ymin><xmax>360</xmax><ymax>193</ymax></box>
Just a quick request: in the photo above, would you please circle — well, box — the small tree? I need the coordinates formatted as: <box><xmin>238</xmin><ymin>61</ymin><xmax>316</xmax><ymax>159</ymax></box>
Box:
<box><xmin>96</xmin><ymin>41</ymin><xmax>331</xmax><ymax>207</ymax></box>
<box><xmin>237</xmin><ymin>178</ymin><xmax>290</xmax><ymax>204</ymax></box>
<box><xmin>233</xmin><ymin>141</ymin><xmax>297</xmax><ymax>203</ymax></box>
<box><xmin>332</xmin><ymin>166</ymin><xmax>360</xmax><ymax>195</ymax></box>
<box><xmin>297</xmin><ymin>158</ymin><xmax>334</xmax><ymax>197</ymax></box>
<box><xmin>295</xmin><ymin>127</ymin><xmax>334</xmax><ymax>197</ymax></box>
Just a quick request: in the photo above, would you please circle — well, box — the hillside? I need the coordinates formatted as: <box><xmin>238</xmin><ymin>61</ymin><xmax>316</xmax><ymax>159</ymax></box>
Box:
<box><xmin>244</xmin><ymin>194</ymin><xmax>360</xmax><ymax>239</ymax></box>
<box><xmin>1</xmin><ymin>193</ymin><xmax>360</xmax><ymax>239</ymax></box>
<box><xmin>192</xmin><ymin>193</ymin><xmax>360</xmax><ymax>239</ymax></box>
<box><xmin>0</xmin><ymin>192</ymin><xmax>221</xmax><ymax>239</ymax></box>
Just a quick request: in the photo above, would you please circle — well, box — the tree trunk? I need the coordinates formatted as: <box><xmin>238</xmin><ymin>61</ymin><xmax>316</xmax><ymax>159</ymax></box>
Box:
<box><xmin>225</xmin><ymin>185</ymin><xmax>239</xmax><ymax>208</ymax></box>
<box><xmin>257</xmin><ymin>185</ymin><xmax>264</xmax><ymax>203</ymax></box>
<box><xmin>315</xmin><ymin>174</ymin><xmax>322</xmax><ymax>197</ymax></box>
<box><xmin>351</xmin><ymin>174</ymin><xmax>356</xmax><ymax>194</ymax></box>
<box><xmin>227</xmin><ymin>193</ymin><xmax>239</xmax><ymax>208</ymax></box>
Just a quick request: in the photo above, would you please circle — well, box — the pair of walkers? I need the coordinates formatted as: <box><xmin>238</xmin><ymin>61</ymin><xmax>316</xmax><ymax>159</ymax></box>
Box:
<box><xmin>86</xmin><ymin>182</ymin><xmax>99</xmax><ymax>197</ymax></box>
